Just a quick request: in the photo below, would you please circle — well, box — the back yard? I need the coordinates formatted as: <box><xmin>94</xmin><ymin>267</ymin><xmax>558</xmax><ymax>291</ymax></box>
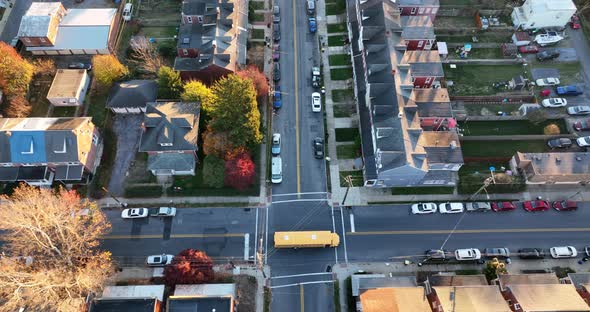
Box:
<box><xmin>459</xmin><ymin>119</ymin><xmax>567</xmax><ymax>136</ymax></box>
<box><xmin>444</xmin><ymin>64</ymin><xmax>527</xmax><ymax>96</ymax></box>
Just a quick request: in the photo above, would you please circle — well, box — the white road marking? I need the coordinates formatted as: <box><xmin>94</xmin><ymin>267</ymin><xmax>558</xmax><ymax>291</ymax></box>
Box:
<box><xmin>271</xmin><ymin>272</ymin><xmax>333</xmax><ymax>280</ymax></box>
<box><xmin>272</xmin><ymin>198</ymin><xmax>330</xmax><ymax>204</ymax></box>
<box><xmin>244</xmin><ymin>233</ymin><xmax>250</xmax><ymax>261</ymax></box>
<box><xmin>341</xmin><ymin>207</ymin><xmax>349</xmax><ymax>264</ymax></box>
<box><xmin>349</xmin><ymin>214</ymin><xmax>355</xmax><ymax>233</ymax></box>
<box><xmin>254</xmin><ymin>208</ymin><xmax>258</xmax><ymax>264</ymax></box>
<box><xmin>331</xmin><ymin>204</ymin><xmax>338</xmax><ymax>264</ymax></box>
<box><xmin>270</xmin><ymin>280</ymin><xmax>335</xmax><ymax>289</ymax></box>
<box><xmin>265</xmin><ymin>204</ymin><xmax>269</xmax><ymax>264</ymax></box>
<box><xmin>272</xmin><ymin>192</ymin><xmax>329</xmax><ymax>197</ymax></box>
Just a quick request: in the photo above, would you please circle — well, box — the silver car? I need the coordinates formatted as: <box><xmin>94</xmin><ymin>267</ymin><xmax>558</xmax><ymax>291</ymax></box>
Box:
<box><xmin>567</xmin><ymin>105</ymin><xmax>590</xmax><ymax>116</ymax></box>
<box><xmin>465</xmin><ymin>202</ymin><xmax>491</xmax><ymax>212</ymax></box>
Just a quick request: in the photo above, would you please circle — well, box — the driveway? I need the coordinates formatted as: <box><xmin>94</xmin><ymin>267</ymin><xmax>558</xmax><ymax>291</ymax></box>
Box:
<box><xmin>108</xmin><ymin>115</ymin><xmax>143</xmax><ymax>196</ymax></box>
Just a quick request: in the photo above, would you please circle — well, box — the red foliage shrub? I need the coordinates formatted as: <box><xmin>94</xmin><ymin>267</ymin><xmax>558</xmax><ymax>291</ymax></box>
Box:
<box><xmin>163</xmin><ymin>249</ymin><xmax>214</xmax><ymax>286</ymax></box>
<box><xmin>236</xmin><ymin>65</ymin><xmax>269</xmax><ymax>98</ymax></box>
<box><xmin>224</xmin><ymin>152</ymin><xmax>256</xmax><ymax>191</ymax></box>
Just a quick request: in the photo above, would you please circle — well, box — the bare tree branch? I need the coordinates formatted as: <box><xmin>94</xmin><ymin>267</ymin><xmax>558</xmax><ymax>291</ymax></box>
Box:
<box><xmin>129</xmin><ymin>36</ymin><xmax>165</xmax><ymax>75</ymax></box>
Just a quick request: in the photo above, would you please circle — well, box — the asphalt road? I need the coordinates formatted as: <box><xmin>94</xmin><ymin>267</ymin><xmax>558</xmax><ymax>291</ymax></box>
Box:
<box><xmin>100</xmin><ymin>207</ymin><xmax>258</xmax><ymax>266</ymax></box>
<box><xmin>268</xmin><ymin>0</ymin><xmax>333</xmax><ymax>310</ymax></box>
<box><xmin>344</xmin><ymin>202</ymin><xmax>590</xmax><ymax>262</ymax></box>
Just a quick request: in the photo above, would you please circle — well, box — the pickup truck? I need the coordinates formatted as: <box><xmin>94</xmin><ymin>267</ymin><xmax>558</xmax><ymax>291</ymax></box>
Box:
<box><xmin>556</xmin><ymin>85</ymin><xmax>583</xmax><ymax>96</ymax></box>
<box><xmin>312</xmin><ymin>66</ymin><xmax>321</xmax><ymax>88</ymax></box>
<box><xmin>150</xmin><ymin>207</ymin><xmax>177</xmax><ymax>217</ymax></box>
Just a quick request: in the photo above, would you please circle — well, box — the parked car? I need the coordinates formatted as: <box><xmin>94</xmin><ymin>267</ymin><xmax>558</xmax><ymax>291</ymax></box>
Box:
<box><xmin>273</xmin><ymin>24</ymin><xmax>281</xmax><ymax>42</ymax></box>
<box><xmin>68</xmin><ymin>62</ymin><xmax>92</xmax><ymax>70</ymax></box>
<box><xmin>536</xmin><ymin>77</ymin><xmax>560</xmax><ymax>86</ymax></box>
<box><xmin>519</xmin><ymin>45</ymin><xmax>539</xmax><ymax>54</ymax></box>
<box><xmin>312</xmin><ymin>66</ymin><xmax>321</xmax><ymax>88</ymax></box>
<box><xmin>465</xmin><ymin>202</ymin><xmax>491</xmax><ymax>212</ymax></box>
<box><xmin>411</xmin><ymin>203</ymin><xmax>437</xmax><ymax>215</ymax></box>
<box><xmin>273</xmin><ymin>44</ymin><xmax>280</xmax><ymax>61</ymax></box>
<box><xmin>547</xmin><ymin>138</ymin><xmax>572</xmax><ymax>149</ymax></box>
<box><xmin>577</xmin><ymin>136</ymin><xmax>590</xmax><ymax>147</ymax></box>
<box><xmin>585</xmin><ymin>246</ymin><xmax>590</xmax><ymax>257</ymax></box>
<box><xmin>491</xmin><ymin>201</ymin><xmax>516</xmax><ymax>212</ymax></box>
<box><xmin>573</xmin><ymin>119</ymin><xmax>590</xmax><ymax>131</ymax></box>
<box><xmin>556</xmin><ymin>85</ymin><xmax>583</xmax><ymax>96</ymax></box>
<box><xmin>536</xmin><ymin>49</ymin><xmax>560</xmax><ymax>61</ymax></box>
<box><xmin>313</xmin><ymin>137</ymin><xmax>324</xmax><ymax>158</ymax></box>
<box><xmin>121</xmin><ymin>208</ymin><xmax>149</xmax><ymax>219</ymax></box>
<box><xmin>518</xmin><ymin>248</ymin><xmax>545</xmax><ymax>259</ymax></box>
<box><xmin>153</xmin><ymin>207</ymin><xmax>176</xmax><ymax>217</ymax></box>
<box><xmin>484</xmin><ymin>248</ymin><xmax>510</xmax><ymax>258</ymax></box>
<box><xmin>273</xmin><ymin>63</ymin><xmax>280</xmax><ymax>82</ymax></box>
<box><xmin>567</xmin><ymin>105</ymin><xmax>590</xmax><ymax>116</ymax></box>
<box><xmin>146</xmin><ymin>254</ymin><xmax>174</xmax><ymax>266</ymax></box>
<box><xmin>306</xmin><ymin>0</ymin><xmax>315</xmax><ymax>14</ymax></box>
<box><xmin>552</xmin><ymin>200</ymin><xmax>577</xmax><ymax>211</ymax></box>
<box><xmin>523</xmin><ymin>200</ymin><xmax>550</xmax><ymax>212</ymax></box>
<box><xmin>273</xmin><ymin>86</ymin><xmax>282</xmax><ymax>109</ymax></box>
<box><xmin>311</xmin><ymin>92</ymin><xmax>321</xmax><ymax>112</ymax></box>
<box><xmin>271</xmin><ymin>133</ymin><xmax>281</xmax><ymax>156</ymax></box>
<box><xmin>273</xmin><ymin>5</ymin><xmax>280</xmax><ymax>23</ymax></box>
<box><xmin>425</xmin><ymin>249</ymin><xmax>447</xmax><ymax>260</ymax></box>
<box><xmin>570</xmin><ymin>14</ymin><xmax>581</xmax><ymax>29</ymax></box>
<box><xmin>541</xmin><ymin>98</ymin><xmax>567</xmax><ymax>107</ymax></box>
<box><xmin>454</xmin><ymin>248</ymin><xmax>481</xmax><ymax>261</ymax></box>
<box><xmin>439</xmin><ymin>202</ymin><xmax>464</xmax><ymax>214</ymax></box>
<box><xmin>308</xmin><ymin>17</ymin><xmax>317</xmax><ymax>33</ymax></box>
<box><xmin>550</xmin><ymin>246</ymin><xmax>578</xmax><ymax>258</ymax></box>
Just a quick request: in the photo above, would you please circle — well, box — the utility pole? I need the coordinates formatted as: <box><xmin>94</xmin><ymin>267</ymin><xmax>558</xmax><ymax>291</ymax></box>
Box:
<box><xmin>341</xmin><ymin>175</ymin><xmax>353</xmax><ymax>207</ymax></box>
<box><xmin>256</xmin><ymin>237</ymin><xmax>266</xmax><ymax>278</ymax></box>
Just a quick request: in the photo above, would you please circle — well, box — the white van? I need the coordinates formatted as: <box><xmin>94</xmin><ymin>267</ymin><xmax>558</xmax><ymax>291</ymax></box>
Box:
<box><xmin>122</xmin><ymin>3</ymin><xmax>133</xmax><ymax>22</ymax></box>
<box><xmin>271</xmin><ymin>156</ymin><xmax>282</xmax><ymax>184</ymax></box>
<box><xmin>307</xmin><ymin>0</ymin><xmax>315</xmax><ymax>15</ymax></box>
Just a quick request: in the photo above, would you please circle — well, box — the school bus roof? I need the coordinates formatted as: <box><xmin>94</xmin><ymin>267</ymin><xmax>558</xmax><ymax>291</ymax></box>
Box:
<box><xmin>274</xmin><ymin>231</ymin><xmax>339</xmax><ymax>247</ymax></box>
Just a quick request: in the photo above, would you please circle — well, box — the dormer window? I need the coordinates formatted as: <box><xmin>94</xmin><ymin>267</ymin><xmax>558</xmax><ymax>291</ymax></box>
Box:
<box><xmin>22</xmin><ymin>137</ymin><xmax>34</xmax><ymax>155</ymax></box>
<box><xmin>54</xmin><ymin>138</ymin><xmax>67</xmax><ymax>154</ymax></box>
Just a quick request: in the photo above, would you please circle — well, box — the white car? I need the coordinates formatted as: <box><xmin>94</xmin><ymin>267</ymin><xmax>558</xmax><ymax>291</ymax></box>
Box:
<box><xmin>411</xmin><ymin>203</ymin><xmax>437</xmax><ymax>214</ymax></box>
<box><xmin>311</xmin><ymin>92</ymin><xmax>321</xmax><ymax>112</ymax></box>
<box><xmin>121</xmin><ymin>208</ymin><xmax>149</xmax><ymax>219</ymax></box>
<box><xmin>550</xmin><ymin>246</ymin><xmax>577</xmax><ymax>258</ymax></box>
<box><xmin>541</xmin><ymin>98</ymin><xmax>567</xmax><ymax>108</ymax></box>
<box><xmin>439</xmin><ymin>202</ymin><xmax>464</xmax><ymax>214</ymax></box>
<box><xmin>535</xmin><ymin>77</ymin><xmax>560</xmax><ymax>86</ymax></box>
<box><xmin>567</xmin><ymin>105</ymin><xmax>590</xmax><ymax>116</ymax></box>
<box><xmin>576</xmin><ymin>136</ymin><xmax>590</xmax><ymax>147</ymax></box>
<box><xmin>146</xmin><ymin>254</ymin><xmax>174</xmax><ymax>266</ymax></box>
<box><xmin>455</xmin><ymin>248</ymin><xmax>482</xmax><ymax>261</ymax></box>
<box><xmin>154</xmin><ymin>207</ymin><xmax>176</xmax><ymax>217</ymax></box>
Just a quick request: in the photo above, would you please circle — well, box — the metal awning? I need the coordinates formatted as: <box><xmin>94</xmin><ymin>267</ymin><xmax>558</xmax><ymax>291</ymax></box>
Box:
<box><xmin>0</xmin><ymin>167</ymin><xmax>19</xmax><ymax>181</ymax></box>
<box><xmin>54</xmin><ymin>165</ymin><xmax>84</xmax><ymax>181</ymax></box>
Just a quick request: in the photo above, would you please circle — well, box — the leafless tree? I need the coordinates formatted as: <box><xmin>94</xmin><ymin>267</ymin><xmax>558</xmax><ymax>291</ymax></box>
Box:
<box><xmin>0</xmin><ymin>185</ymin><xmax>114</xmax><ymax>312</ymax></box>
<box><xmin>129</xmin><ymin>36</ymin><xmax>165</xmax><ymax>75</ymax></box>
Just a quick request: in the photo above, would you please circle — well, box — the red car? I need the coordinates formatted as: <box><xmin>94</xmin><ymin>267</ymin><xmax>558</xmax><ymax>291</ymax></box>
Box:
<box><xmin>574</xmin><ymin>119</ymin><xmax>590</xmax><ymax>131</ymax></box>
<box><xmin>523</xmin><ymin>200</ymin><xmax>550</xmax><ymax>212</ymax></box>
<box><xmin>491</xmin><ymin>201</ymin><xmax>516</xmax><ymax>212</ymax></box>
<box><xmin>571</xmin><ymin>15</ymin><xmax>581</xmax><ymax>29</ymax></box>
<box><xmin>519</xmin><ymin>45</ymin><xmax>539</xmax><ymax>54</ymax></box>
<box><xmin>553</xmin><ymin>200</ymin><xmax>577</xmax><ymax>211</ymax></box>
<box><xmin>273</xmin><ymin>45</ymin><xmax>280</xmax><ymax>61</ymax></box>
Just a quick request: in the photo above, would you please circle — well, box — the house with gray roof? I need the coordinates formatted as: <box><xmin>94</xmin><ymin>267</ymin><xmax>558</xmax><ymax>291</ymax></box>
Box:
<box><xmin>106</xmin><ymin>80</ymin><xmax>158</xmax><ymax>114</ymax></box>
<box><xmin>173</xmin><ymin>0</ymin><xmax>248</xmax><ymax>82</ymax></box>
<box><xmin>168</xmin><ymin>284</ymin><xmax>236</xmax><ymax>312</ymax></box>
<box><xmin>17</xmin><ymin>2</ymin><xmax>119</xmax><ymax>55</ymax></box>
<box><xmin>348</xmin><ymin>0</ymin><xmax>462</xmax><ymax>188</ymax></box>
<box><xmin>0</xmin><ymin>117</ymin><xmax>102</xmax><ymax>186</ymax></box>
<box><xmin>139</xmin><ymin>102</ymin><xmax>200</xmax><ymax>176</ymax></box>
<box><xmin>510</xmin><ymin>152</ymin><xmax>590</xmax><ymax>184</ymax></box>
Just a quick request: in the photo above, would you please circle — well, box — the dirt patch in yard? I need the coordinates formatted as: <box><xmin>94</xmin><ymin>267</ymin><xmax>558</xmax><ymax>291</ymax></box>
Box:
<box><xmin>247</xmin><ymin>42</ymin><xmax>265</xmax><ymax>71</ymax></box>
<box><xmin>236</xmin><ymin>275</ymin><xmax>257</xmax><ymax>312</ymax></box>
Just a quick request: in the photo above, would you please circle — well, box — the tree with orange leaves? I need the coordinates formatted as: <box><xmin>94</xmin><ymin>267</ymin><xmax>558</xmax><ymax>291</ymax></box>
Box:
<box><xmin>236</xmin><ymin>64</ymin><xmax>269</xmax><ymax>98</ymax></box>
<box><xmin>0</xmin><ymin>185</ymin><xmax>114</xmax><ymax>312</ymax></box>
<box><xmin>224</xmin><ymin>152</ymin><xmax>256</xmax><ymax>191</ymax></box>
<box><xmin>164</xmin><ymin>249</ymin><xmax>214</xmax><ymax>286</ymax></box>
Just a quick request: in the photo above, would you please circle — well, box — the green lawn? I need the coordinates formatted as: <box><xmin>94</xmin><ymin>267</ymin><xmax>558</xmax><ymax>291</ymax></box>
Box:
<box><xmin>252</xmin><ymin>28</ymin><xmax>265</xmax><ymax>39</ymax></box>
<box><xmin>51</xmin><ymin>106</ymin><xmax>78</xmax><ymax>117</ymax></box>
<box><xmin>434</xmin><ymin>16</ymin><xmax>476</xmax><ymax>28</ymax></box>
<box><xmin>461</xmin><ymin>140</ymin><xmax>549</xmax><ymax>158</ymax></box>
<box><xmin>141</xmin><ymin>26</ymin><xmax>177</xmax><ymax>38</ymax></box>
<box><xmin>326</xmin><ymin>0</ymin><xmax>346</xmax><ymax>15</ymax></box>
<box><xmin>332</xmin><ymin>89</ymin><xmax>354</xmax><ymax>102</ymax></box>
<box><xmin>335</xmin><ymin>128</ymin><xmax>359</xmax><ymax>142</ymax></box>
<box><xmin>436</xmin><ymin>32</ymin><xmax>512</xmax><ymax>44</ymax></box>
<box><xmin>333</xmin><ymin>104</ymin><xmax>355</xmax><ymax>117</ymax></box>
<box><xmin>459</xmin><ymin>119</ymin><xmax>567</xmax><ymax>136</ymax></box>
<box><xmin>85</xmin><ymin>92</ymin><xmax>109</xmax><ymax>128</ymax></box>
<box><xmin>533</xmin><ymin>62</ymin><xmax>582</xmax><ymax>85</ymax></box>
<box><xmin>169</xmin><ymin>168</ymin><xmax>258</xmax><ymax>196</ymax></box>
<box><xmin>250</xmin><ymin>12</ymin><xmax>265</xmax><ymax>22</ymax></box>
<box><xmin>328</xmin><ymin>22</ymin><xmax>347</xmax><ymax>33</ymax></box>
<box><xmin>329</xmin><ymin>54</ymin><xmax>352</xmax><ymax>66</ymax></box>
<box><xmin>331</xmin><ymin>68</ymin><xmax>353</xmax><ymax>80</ymax></box>
<box><xmin>391</xmin><ymin>186</ymin><xmax>455</xmax><ymax>195</ymax></box>
<box><xmin>336</xmin><ymin>144</ymin><xmax>360</xmax><ymax>159</ymax></box>
<box><xmin>465</xmin><ymin>48</ymin><xmax>504</xmax><ymax>59</ymax></box>
<box><xmin>125</xmin><ymin>185</ymin><xmax>163</xmax><ymax>197</ymax></box>
<box><xmin>249</xmin><ymin>0</ymin><xmax>264</xmax><ymax>10</ymax></box>
<box><xmin>339</xmin><ymin>170</ymin><xmax>364</xmax><ymax>187</ymax></box>
<box><xmin>458</xmin><ymin>162</ymin><xmax>526</xmax><ymax>194</ymax></box>
<box><xmin>444</xmin><ymin>64</ymin><xmax>527</xmax><ymax>96</ymax></box>
<box><xmin>328</xmin><ymin>35</ymin><xmax>346</xmax><ymax>46</ymax></box>
<box><xmin>464</xmin><ymin>104</ymin><xmax>522</xmax><ymax>116</ymax></box>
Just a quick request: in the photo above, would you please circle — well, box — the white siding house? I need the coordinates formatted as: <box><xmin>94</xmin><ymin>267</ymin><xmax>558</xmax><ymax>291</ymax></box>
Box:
<box><xmin>511</xmin><ymin>0</ymin><xmax>577</xmax><ymax>30</ymax></box>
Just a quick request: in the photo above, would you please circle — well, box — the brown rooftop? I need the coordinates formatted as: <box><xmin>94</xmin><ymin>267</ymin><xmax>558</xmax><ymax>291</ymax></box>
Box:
<box><xmin>409</xmin><ymin>88</ymin><xmax>450</xmax><ymax>103</ymax></box>
<box><xmin>401</xmin><ymin>50</ymin><xmax>441</xmax><ymax>64</ymax></box>
<box><xmin>359</xmin><ymin>287</ymin><xmax>431</xmax><ymax>312</ymax></box>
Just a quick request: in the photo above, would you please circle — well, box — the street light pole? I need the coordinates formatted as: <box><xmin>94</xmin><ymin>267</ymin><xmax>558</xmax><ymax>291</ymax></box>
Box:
<box><xmin>341</xmin><ymin>175</ymin><xmax>353</xmax><ymax>207</ymax></box>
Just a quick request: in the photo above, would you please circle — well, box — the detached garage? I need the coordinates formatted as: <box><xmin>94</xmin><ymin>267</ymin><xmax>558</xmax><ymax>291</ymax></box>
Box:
<box><xmin>106</xmin><ymin>80</ymin><xmax>158</xmax><ymax>114</ymax></box>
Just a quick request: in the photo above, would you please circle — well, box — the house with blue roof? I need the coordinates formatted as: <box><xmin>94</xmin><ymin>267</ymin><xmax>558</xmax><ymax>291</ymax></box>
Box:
<box><xmin>0</xmin><ymin>117</ymin><xmax>102</xmax><ymax>186</ymax></box>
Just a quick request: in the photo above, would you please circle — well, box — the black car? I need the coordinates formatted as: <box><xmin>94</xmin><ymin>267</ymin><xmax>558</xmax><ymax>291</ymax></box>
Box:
<box><xmin>273</xmin><ymin>63</ymin><xmax>280</xmax><ymax>82</ymax></box>
<box><xmin>518</xmin><ymin>248</ymin><xmax>545</xmax><ymax>259</ymax></box>
<box><xmin>68</xmin><ymin>62</ymin><xmax>92</xmax><ymax>71</ymax></box>
<box><xmin>547</xmin><ymin>137</ymin><xmax>572</xmax><ymax>149</ymax></box>
<box><xmin>313</xmin><ymin>137</ymin><xmax>324</xmax><ymax>159</ymax></box>
<box><xmin>536</xmin><ymin>50</ymin><xmax>560</xmax><ymax>61</ymax></box>
<box><xmin>273</xmin><ymin>24</ymin><xmax>281</xmax><ymax>42</ymax></box>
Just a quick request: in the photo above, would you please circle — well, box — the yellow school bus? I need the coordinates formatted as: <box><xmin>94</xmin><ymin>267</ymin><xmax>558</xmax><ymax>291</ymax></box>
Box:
<box><xmin>274</xmin><ymin>231</ymin><xmax>340</xmax><ymax>248</ymax></box>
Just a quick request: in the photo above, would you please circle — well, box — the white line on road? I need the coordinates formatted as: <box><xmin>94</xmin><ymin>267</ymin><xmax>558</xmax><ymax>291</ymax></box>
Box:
<box><xmin>340</xmin><ymin>207</ymin><xmax>349</xmax><ymax>264</ymax></box>
<box><xmin>265</xmin><ymin>204</ymin><xmax>269</xmax><ymax>264</ymax></box>
<box><xmin>271</xmin><ymin>272</ymin><xmax>333</xmax><ymax>280</ymax></box>
<box><xmin>244</xmin><ymin>233</ymin><xmax>249</xmax><ymax>261</ymax></box>
<box><xmin>331</xmin><ymin>204</ymin><xmax>338</xmax><ymax>264</ymax></box>
<box><xmin>272</xmin><ymin>192</ymin><xmax>329</xmax><ymax>197</ymax></box>
<box><xmin>272</xmin><ymin>199</ymin><xmax>330</xmax><ymax>204</ymax></box>
<box><xmin>254</xmin><ymin>208</ymin><xmax>258</xmax><ymax>264</ymax></box>
<box><xmin>349</xmin><ymin>214</ymin><xmax>355</xmax><ymax>233</ymax></box>
<box><xmin>270</xmin><ymin>280</ymin><xmax>335</xmax><ymax>289</ymax></box>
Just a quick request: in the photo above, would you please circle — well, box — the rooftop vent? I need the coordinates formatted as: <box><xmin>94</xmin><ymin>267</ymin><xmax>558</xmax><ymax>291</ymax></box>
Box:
<box><xmin>555</xmin><ymin>156</ymin><xmax>561</xmax><ymax>163</ymax></box>
<box><xmin>576</xmin><ymin>156</ymin><xmax>582</xmax><ymax>161</ymax></box>
<box><xmin>183</xmin><ymin>37</ymin><xmax>190</xmax><ymax>44</ymax></box>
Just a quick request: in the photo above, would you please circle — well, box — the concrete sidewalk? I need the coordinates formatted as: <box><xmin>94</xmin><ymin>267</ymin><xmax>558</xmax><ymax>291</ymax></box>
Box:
<box><xmin>98</xmin><ymin>196</ymin><xmax>263</xmax><ymax>207</ymax></box>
